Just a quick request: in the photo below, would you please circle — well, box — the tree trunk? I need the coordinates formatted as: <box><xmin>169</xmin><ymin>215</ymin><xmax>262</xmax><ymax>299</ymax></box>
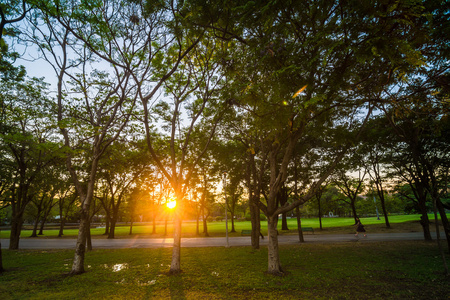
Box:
<box><xmin>418</xmin><ymin>202</ymin><xmax>432</xmax><ymax>241</ymax></box>
<box><xmin>351</xmin><ymin>199</ymin><xmax>358</xmax><ymax>223</ymax></box>
<box><xmin>380</xmin><ymin>197</ymin><xmax>391</xmax><ymax>228</ymax></box>
<box><xmin>281</xmin><ymin>213</ymin><xmax>288</xmax><ymax>230</ymax></box>
<box><xmin>169</xmin><ymin>215</ymin><xmax>182</xmax><ymax>274</ymax></box>
<box><xmin>318</xmin><ymin>196</ymin><xmax>323</xmax><ymax>230</ymax></box>
<box><xmin>38</xmin><ymin>217</ymin><xmax>45</xmax><ymax>235</ymax></box>
<box><xmin>196</xmin><ymin>211</ymin><xmax>200</xmax><ymax>236</ymax></box>
<box><xmin>203</xmin><ymin>216</ymin><xmax>209</xmax><ymax>237</ymax></box>
<box><xmin>436</xmin><ymin>199</ymin><xmax>450</xmax><ymax>252</ymax></box>
<box><xmin>9</xmin><ymin>215</ymin><xmax>23</xmax><ymax>250</ymax></box>
<box><xmin>129</xmin><ymin>220</ymin><xmax>133</xmax><ymax>235</ymax></box>
<box><xmin>103</xmin><ymin>215</ymin><xmax>110</xmax><ymax>236</ymax></box>
<box><xmin>30</xmin><ymin>217</ymin><xmax>39</xmax><ymax>237</ymax></box>
<box><xmin>58</xmin><ymin>204</ymin><xmax>65</xmax><ymax>237</ymax></box>
<box><xmin>296</xmin><ymin>206</ymin><xmax>304</xmax><ymax>243</ymax></box>
<box><xmin>231</xmin><ymin>211</ymin><xmax>236</xmax><ymax>232</ymax></box>
<box><xmin>267</xmin><ymin>215</ymin><xmax>283</xmax><ymax>275</ymax></box>
<box><xmin>250</xmin><ymin>197</ymin><xmax>260</xmax><ymax>249</ymax></box>
<box><xmin>108</xmin><ymin>218</ymin><xmax>116</xmax><ymax>239</ymax></box>
<box><xmin>70</xmin><ymin>216</ymin><xmax>88</xmax><ymax>274</ymax></box>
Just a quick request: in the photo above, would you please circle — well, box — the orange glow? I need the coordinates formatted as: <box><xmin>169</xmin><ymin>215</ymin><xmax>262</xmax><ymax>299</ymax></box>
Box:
<box><xmin>292</xmin><ymin>85</ymin><xmax>307</xmax><ymax>98</ymax></box>
<box><xmin>166</xmin><ymin>200</ymin><xmax>176</xmax><ymax>209</ymax></box>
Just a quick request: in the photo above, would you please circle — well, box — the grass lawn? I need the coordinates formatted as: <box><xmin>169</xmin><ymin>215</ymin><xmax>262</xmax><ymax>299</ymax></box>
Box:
<box><xmin>1</xmin><ymin>214</ymin><xmax>447</xmax><ymax>239</ymax></box>
<box><xmin>1</xmin><ymin>241</ymin><xmax>449</xmax><ymax>299</ymax></box>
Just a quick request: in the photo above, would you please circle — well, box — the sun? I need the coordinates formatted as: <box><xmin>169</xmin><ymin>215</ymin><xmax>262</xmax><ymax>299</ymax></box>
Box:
<box><xmin>166</xmin><ymin>200</ymin><xmax>176</xmax><ymax>209</ymax></box>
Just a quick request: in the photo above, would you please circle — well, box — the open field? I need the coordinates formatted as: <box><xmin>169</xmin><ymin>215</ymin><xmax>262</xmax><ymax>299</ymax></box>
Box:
<box><xmin>1</xmin><ymin>214</ymin><xmax>447</xmax><ymax>239</ymax></box>
<box><xmin>1</xmin><ymin>241</ymin><xmax>449</xmax><ymax>299</ymax></box>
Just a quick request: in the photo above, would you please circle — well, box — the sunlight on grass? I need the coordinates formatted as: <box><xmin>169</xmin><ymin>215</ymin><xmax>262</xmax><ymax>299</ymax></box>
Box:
<box><xmin>1</xmin><ymin>214</ymin><xmax>447</xmax><ymax>239</ymax></box>
<box><xmin>1</xmin><ymin>242</ymin><xmax>448</xmax><ymax>299</ymax></box>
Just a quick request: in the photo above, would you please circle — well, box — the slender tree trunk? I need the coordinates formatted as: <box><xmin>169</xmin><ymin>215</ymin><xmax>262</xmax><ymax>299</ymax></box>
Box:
<box><xmin>203</xmin><ymin>214</ymin><xmax>209</xmax><ymax>237</ymax></box>
<box><xmin>250</xmin><ymin>197</ymin><xmax>260</xmax><ymax>249</ymax></box>
<box><xmin>436</xmin><ymin>199</ymin><xmax>450</xmax><ymax>252</ymax></box>
<box><xmin>30</xmin><ymin>217</ymin><xmax>40</xmax><ymax>237</ymax></box>
<box><xmin>169</xmin><ymin>213</ymin><xmax>182</xmax><ymax>274</ymax></box>
<box><xmin>231</xmin><ymin>211</ymin><xmax>236</xmax><ymax>232</ymax></box>
<box><xmin>296</xmin><ymin>206</ymin><xmax>304</xmax><ymax>243</ymax></box>
<box><xmin>129</xmin><ymin>220</ymin><xmax>133</xmax><ymax>235</ymax></box>
<box><xmin>58</xmin><ymin>203</ymin><xmax>64</xmax><ymax>237</ymax></box>
<box><xmin>281</xmin><ymin>213</ymin><xmax>288</xmax><ymax>230</ymax></box>
<box><xmin>351</xmin><ymin>199</ymin><xmax>358</xmax><ymax>222</ymax></box>
<box><xmin>103</xmin><ymin>214</ymin><xmax>110</xmax><ymax>236</ymax></box>
<box><xmin>267</xmin><ymin>215</ymin><xmax>283</xmax><ymax>275</ymax></box>
<box><xmin>418</xmin><ymin>201</ymin><xmax>432</xmax><ymax>241</ymax></box>
<box><xmin>318</xmin><ymin>195</ymin><xmax>323</xmax><ymax>230</ymax></box>
<box><xmin>380</xmin><ymin>197</ymin><xmax>391</xmax><ymax>228</ymax></box>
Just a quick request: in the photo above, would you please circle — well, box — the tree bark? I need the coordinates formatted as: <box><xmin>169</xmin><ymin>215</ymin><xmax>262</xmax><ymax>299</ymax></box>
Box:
<box><xmin>250</xmin><ymin>196</ymin><xmax>261</xmax><ymax>249</ymax></box>
<box><xmin>267</xmin><ymin>215</ymin><xmax>283</xmax><ymax>275</ymax></box>
<box><xmin>108</xmin><ymin>218</ymin><xmax>116</xmax><ymax>239</ymax></box>
<box><xmin>436</xmin><ymin>199</ymin><xmax>450</xmax><ymax>252</ymax></box>
<box><xmin>70</xmin><ymin>214</ymin><xmax>88</xmax><ymax>274</ymax></box>
<box><xmin>9</xmin><ymin>215</ymin><xmax>23</xmax><ymax>250</ymax></box>
<box><xmin>169</xmin><ymin>214</ymin><xmax>182</xmax><ymax>274</ymax></box>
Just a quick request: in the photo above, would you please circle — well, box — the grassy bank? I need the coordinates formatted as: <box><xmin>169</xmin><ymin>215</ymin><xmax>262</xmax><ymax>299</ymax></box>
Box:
<box><xmin>1</xmin><ymin>214</ymin><xmax>447</xmax><ymax>239</ymax></box>
<box><xmin>1</xmin><ymin>241</ymin><xmax>448</xmax><ymax>299</ymax></box>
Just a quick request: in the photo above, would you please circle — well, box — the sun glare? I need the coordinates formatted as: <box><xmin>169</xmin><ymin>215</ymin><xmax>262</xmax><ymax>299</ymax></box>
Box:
<box><xmin>166</xmin><ymin>200</ymin><xmax>176</xmax><ymax>209</ymax></box>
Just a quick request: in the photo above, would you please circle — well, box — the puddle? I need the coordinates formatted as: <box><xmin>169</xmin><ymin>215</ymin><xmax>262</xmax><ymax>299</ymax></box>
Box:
<box><xmin>112</xmin><ymin>263</ymin><xmax>129</xmax><ymax>272</ymax></box>
<box><xmin>103</xmin><ymin>263</ymin><xmax>129</xmax><ymax>272</ymax></box>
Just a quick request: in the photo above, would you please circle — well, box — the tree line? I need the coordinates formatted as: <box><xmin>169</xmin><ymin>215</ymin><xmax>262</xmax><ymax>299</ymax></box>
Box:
<box><xmin>0</xmin><ymin>0</ymin><xmax>449</xmax><ymax>276</ymax></box>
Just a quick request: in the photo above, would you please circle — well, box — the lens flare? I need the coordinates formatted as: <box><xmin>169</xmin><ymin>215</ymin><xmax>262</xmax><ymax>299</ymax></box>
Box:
<box><xmin>167</xmin><ymin>200</ymin><xmax>176</xmax><ymax>209</ymax></box>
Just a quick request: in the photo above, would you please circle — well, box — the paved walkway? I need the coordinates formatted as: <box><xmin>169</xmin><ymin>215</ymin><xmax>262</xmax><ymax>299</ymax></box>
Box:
<box><xmin>1</xmin><ymin>232</ymin><xmax>437</xmax><ymax>250</ymax></box>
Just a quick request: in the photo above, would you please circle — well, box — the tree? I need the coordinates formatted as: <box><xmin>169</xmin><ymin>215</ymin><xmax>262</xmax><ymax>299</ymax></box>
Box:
<box><xmin>21</xmin><ymin>3</ymin><xmax>139</xmax><ymax>272</ymax></box>
<box><xmin>96</xmin><ymin>139</ymin><xmax>150</xmax><ymax>239</ymax></box>
<box><xmin>333</xmin><ymin>168</ymin><xmax>367</xmax><ymax>222</ymax></box>
<box><xmin>203</xmin><ymin>0</ymin><xmax>430</xmax><ymax>275</ymax></box>
<box><xmin>0</xmin><ymin>77</ymin><xmax>61</xmax><ymax>250</ymax></box>
<box><xmin>0</xmin><ymin>0</ymin><xmax>27</xmax><ymax>82</ymax></box>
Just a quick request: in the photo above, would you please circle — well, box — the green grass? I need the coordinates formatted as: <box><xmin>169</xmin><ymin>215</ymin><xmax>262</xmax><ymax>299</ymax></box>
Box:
<box><xmin>1</xmin><ymin>241</ymin><xmax>449</xmax><ymax>299</ymax></box>
<box><xmin>1</xmin><ymin>214</ymin><xmax>447</xmax><ymax>239</ymax></box>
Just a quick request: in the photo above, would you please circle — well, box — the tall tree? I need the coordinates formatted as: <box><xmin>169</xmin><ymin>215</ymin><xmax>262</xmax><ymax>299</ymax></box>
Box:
<box><xmin>201</xmin><ymin>0</ymin><xmax>430</xmax><ymax>275</ymax></box>
<box><xmin>96</xmin><ymin>139</ymin><xmax>150</xmax><ymax>239</ymax></box>
<box><xmin>0</xmin><ymin>77</ymin><xmax>60</xmax><ymax>250</ymax></box>
<box><xmin>22</xmin><ymin>3</ymin><xmax>139</xmax><ymax>273</ymax></box>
